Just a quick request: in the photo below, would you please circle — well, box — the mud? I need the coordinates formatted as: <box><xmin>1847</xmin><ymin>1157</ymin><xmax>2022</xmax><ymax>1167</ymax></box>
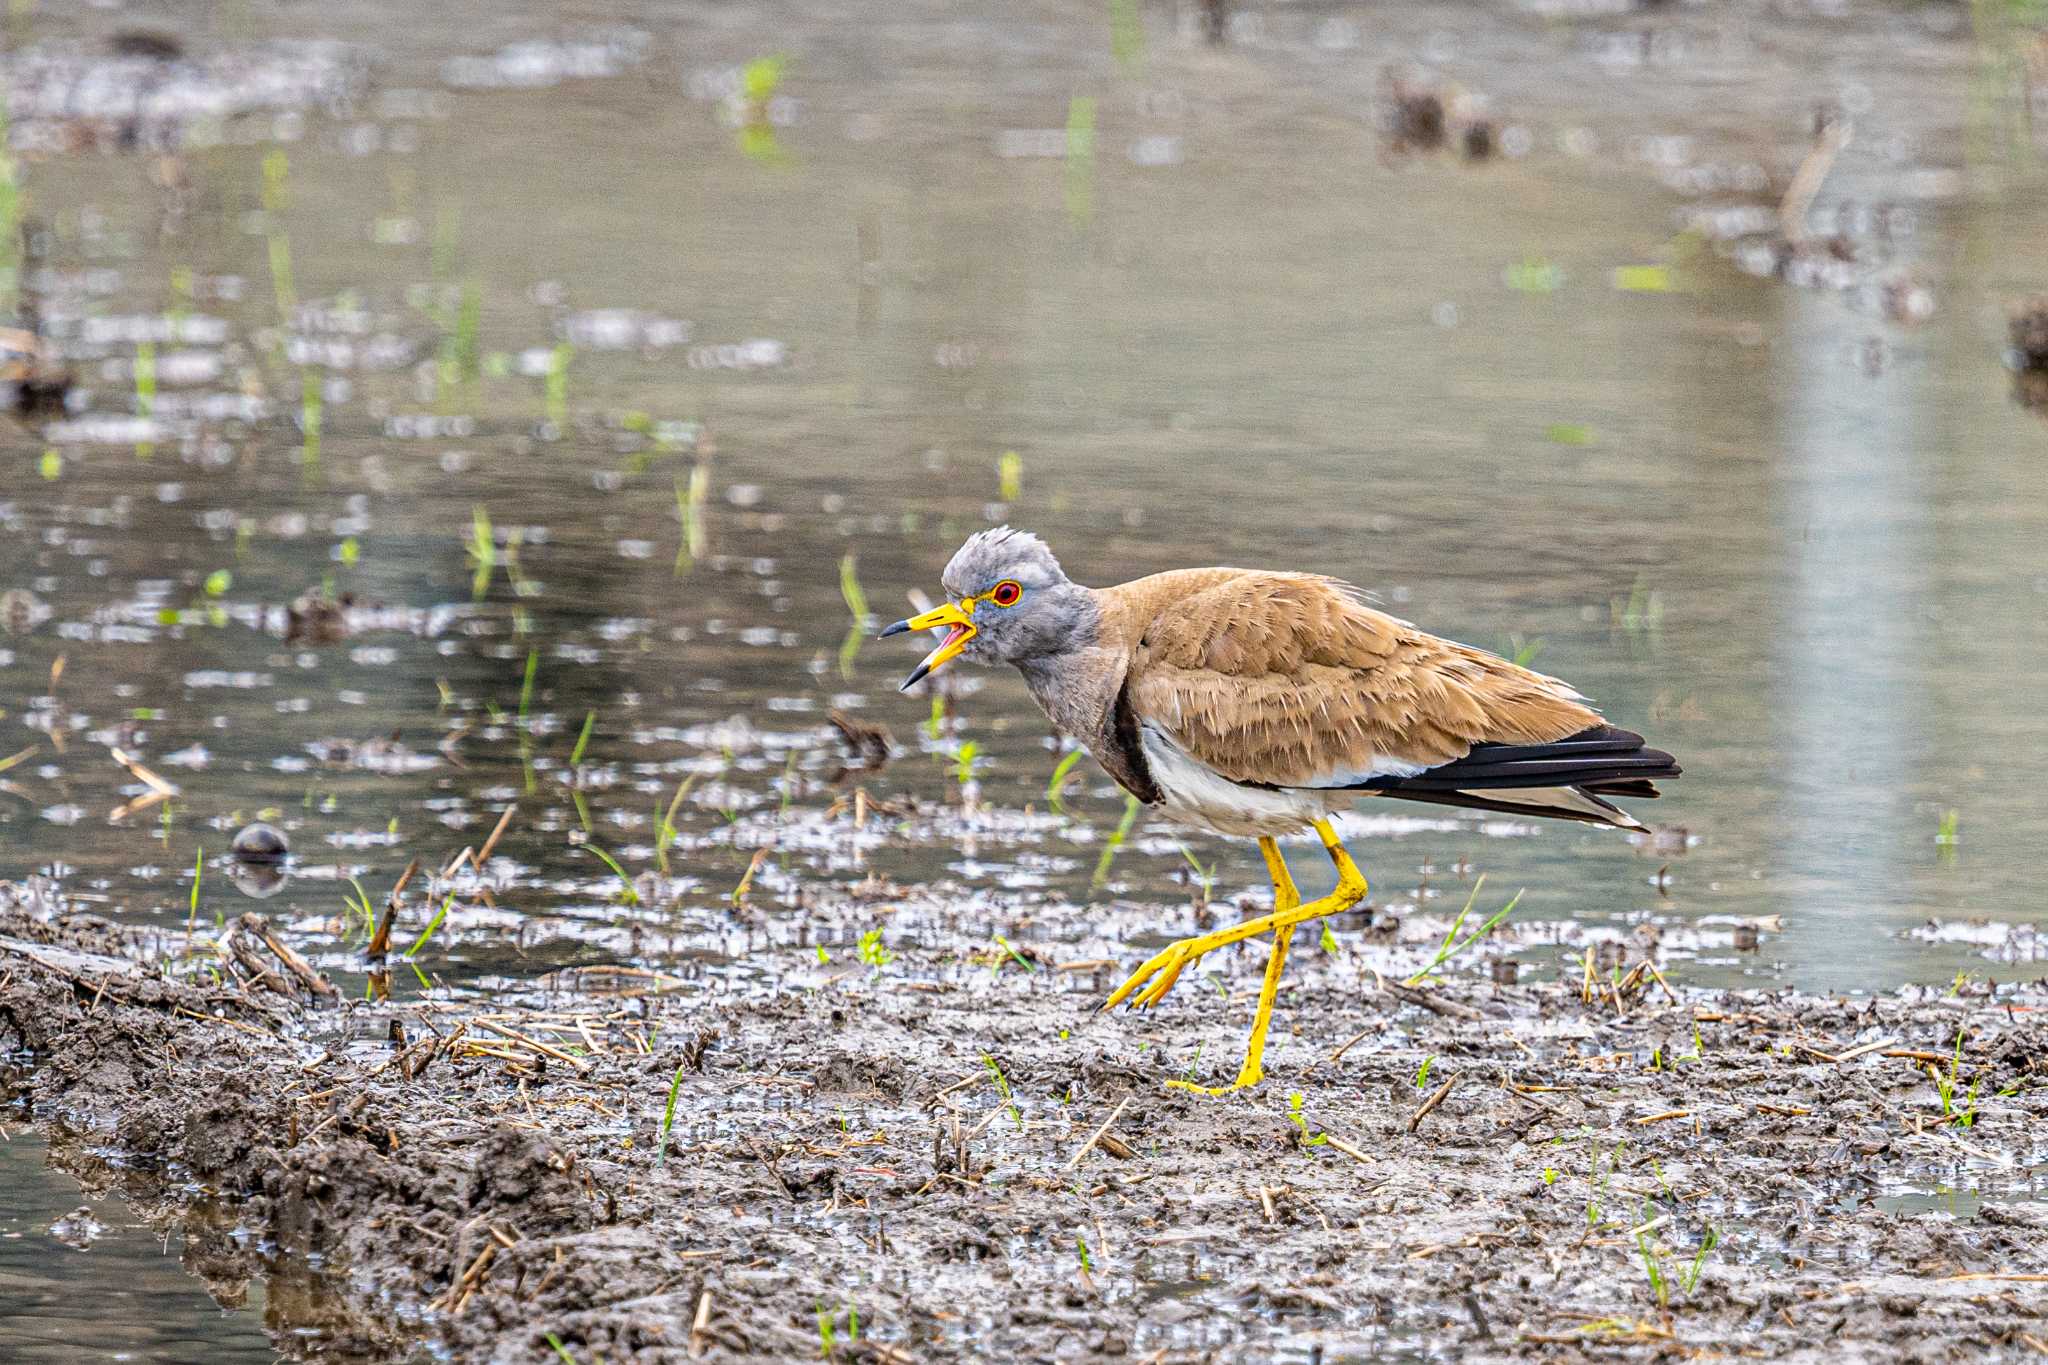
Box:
<box><xmin>4</xmin><ymin>901</ymin><xmax>2045</xmax><ymax>1363</ymax></box>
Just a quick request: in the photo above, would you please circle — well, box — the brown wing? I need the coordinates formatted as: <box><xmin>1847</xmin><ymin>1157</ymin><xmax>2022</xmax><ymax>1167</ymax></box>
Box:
<box><xmin>1119</xmin><ymin>571</ymin><xmax>1602</xmax><ymax>789</ymax></box>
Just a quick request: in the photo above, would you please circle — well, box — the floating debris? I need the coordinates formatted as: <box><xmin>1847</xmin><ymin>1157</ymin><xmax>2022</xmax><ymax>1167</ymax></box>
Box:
<box><xmin>440</xmin><ymin>30</ymin><xmax>649</xmax><ymax>90</ymax></box>
<box><xmin>2008</xmin><ymin>296</ymin><xmax>2048</xmax><ymax>414</ymax></box>
<box><xmin>1379</xmin><ymin>69</ymin><xmax>1503</xmax><ymax>164</ymax></box>
<box><xmin>0</xmin><ymin>326</ymin><xmax>72</xmax><ymax>414</ymax></box>
<box><xmin>229</xmin><ymin>822</ymin><xmax>288</xmax><ymax>865</ymax></box>
<box><xmin>47</xmin><ymin>1206</ymin><xmax>107</xmax><ymax>1250</ymax></box>
<box><xmin>0</xmin><ymin>588</ymin><xmax>50</xmax><ymax>634</ymax></box>
<box><xmin>284</xmin><ymin>587</ymin><xmax>354</xmax><ymax>645</ymax></box>
<box><xmin>0</xmin><ymin>41</ymin><xmax>369</xmax><ymax>154</ymax></box>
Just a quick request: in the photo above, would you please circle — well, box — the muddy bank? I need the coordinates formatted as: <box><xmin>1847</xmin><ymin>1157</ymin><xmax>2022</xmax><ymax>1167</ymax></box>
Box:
<box><xmin>3</xmin><ymin>903</ymin><xmax>2046</xmax><ymax>1363</ymax></box>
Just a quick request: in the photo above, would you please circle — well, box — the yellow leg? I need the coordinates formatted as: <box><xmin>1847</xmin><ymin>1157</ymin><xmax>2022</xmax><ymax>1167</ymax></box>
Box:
<box><xmin>1166</xmin><ymin>838</ymin><xmax>1301</xmax><ymax>1095</ymax></box>
<box><xmin>1115</xmin><ymin>822</ymin><xmax>1370</xmax><ymax>1094</ymax></box>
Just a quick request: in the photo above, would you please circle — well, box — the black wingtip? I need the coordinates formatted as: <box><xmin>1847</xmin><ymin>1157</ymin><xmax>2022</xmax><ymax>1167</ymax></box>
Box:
<box><xmin>879</xmin><ymin>619</ymin><xmax>912</xmax><ymax>638</ymax></box>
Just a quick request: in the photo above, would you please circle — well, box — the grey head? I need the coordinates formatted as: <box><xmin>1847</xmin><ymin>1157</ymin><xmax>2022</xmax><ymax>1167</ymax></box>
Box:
<box><xmin>880</xmin><ymin>527</ymin><xmax>1099</xmax><ymax>689</ymax></box>
<box><xmin>940</xmin><ymin>527</ymin><xmax>1096</xmax><ymax>666</ymax></box>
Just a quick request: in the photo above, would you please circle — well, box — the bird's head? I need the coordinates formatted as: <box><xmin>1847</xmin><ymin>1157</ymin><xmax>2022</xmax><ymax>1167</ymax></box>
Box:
<box><xmin>880</xmin><ymin>527</ymin><xmax>1093</xmax><ymax>689</ymax></box>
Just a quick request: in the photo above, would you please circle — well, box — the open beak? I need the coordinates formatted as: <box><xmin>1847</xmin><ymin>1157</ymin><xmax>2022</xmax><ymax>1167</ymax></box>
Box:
<box><xmin>879</xmin><ymin>599</ymin><xmax>976</xmax><ymax>691</ymax></box>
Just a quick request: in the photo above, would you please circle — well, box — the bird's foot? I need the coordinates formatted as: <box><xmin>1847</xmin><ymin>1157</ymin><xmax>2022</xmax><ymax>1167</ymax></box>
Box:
<box><xmin>1102</xmin><ymin>936</ymin><xmax>1210</xmax><ymax>1011</ymax></box>
<box><xmin>1164</xmin><ymin>1062</ymin><xmax>1265</xmax><ymax>1097</ymax></box>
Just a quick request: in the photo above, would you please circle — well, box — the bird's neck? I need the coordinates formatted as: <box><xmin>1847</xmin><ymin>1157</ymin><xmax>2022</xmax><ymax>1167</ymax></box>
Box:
<box><xmin>1013</xmin><ymin>588</ymin><xmax>1128</xmax><ymax>760</ymax></box>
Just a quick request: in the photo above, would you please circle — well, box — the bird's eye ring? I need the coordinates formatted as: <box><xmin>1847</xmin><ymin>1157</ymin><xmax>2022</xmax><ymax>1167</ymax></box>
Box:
<box><xmin>989</xmin><ymin>580</ymin><xmax>1022</xmax><ymax>608</ymax></box>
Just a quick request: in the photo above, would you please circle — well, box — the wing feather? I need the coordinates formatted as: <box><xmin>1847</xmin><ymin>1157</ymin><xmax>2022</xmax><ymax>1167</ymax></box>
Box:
<box><xmin>1120</xmin><ymin>572</ymin><xmax>1602</xmax><ymax>789</ymax></box>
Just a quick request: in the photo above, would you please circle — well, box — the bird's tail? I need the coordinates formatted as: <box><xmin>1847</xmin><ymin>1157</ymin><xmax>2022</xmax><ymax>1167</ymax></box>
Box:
<box><xmin>1346</xmin><ymin>725</ymin><xmax>1680</xmax><ymax>830</ymax></box>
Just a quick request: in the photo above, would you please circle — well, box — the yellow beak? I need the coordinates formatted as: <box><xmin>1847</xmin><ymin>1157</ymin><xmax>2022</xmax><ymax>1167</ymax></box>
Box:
<box><xmin>878</xmin><ymin>599</ymin><xmax>977</xmax><ymax>691</ymax></box>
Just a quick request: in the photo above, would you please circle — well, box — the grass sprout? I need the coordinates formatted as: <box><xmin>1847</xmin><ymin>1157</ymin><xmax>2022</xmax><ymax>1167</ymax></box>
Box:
<box><xmin>856</xmin><ymin>927</ymin><xmax>894</xmax><ymax>969</ymax></box>
<box><xmin>465</xmin><ymin>506</ymin><xmax>495</xmax><ymax>601</ymax></box>
<box><xmin>838</xmin><ymin>553</ymin><xmax>867</xmax><ymax>680</ymax></box>
<box><xmin>586</xmin><ymin>845</ymin><xmax>641</xmax><ymax>905</ymax></box>
<box><xmin>1091</xmin><ymin>794</ymin><xmax>1142</xmax><ymax>891</ymax></box>
<box><xmin>1046</xmin><ymin>748</ymin><xmax>1084</xmax><ymax>816</ymax></box>
<box><xmin>657</xmin><ymin>1060</ymin><xmax>686</xmax><ymax>1166</ymax></box>
<box><xmin>402</xmin><ymin>892</ymin><xmax>454</xmax><ymax>960</ymax></box>
<box><xmin>1405</xmin><ymin>876</ymin><xmax>1522</xmax><ymax>986</ymax></box>
<box><xmin>981</xmin><ymin>1052</ymin><xmax>1021</xmax><ymax>1128</ymax></box>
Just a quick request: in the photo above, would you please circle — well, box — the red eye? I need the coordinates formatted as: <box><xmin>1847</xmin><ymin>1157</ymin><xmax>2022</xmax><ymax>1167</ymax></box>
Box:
<box><xmin>990</xmin><ymin>580</ymin><xmax>1022</xmax><ymax>608</ymax></box>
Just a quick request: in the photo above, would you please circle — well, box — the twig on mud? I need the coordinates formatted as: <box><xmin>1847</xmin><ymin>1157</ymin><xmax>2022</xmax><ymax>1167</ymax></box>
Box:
<box><xmin>1408</xmin><ymin>1074</ymin><xmax>1457</xmax><ymax>1132</ymax></box>
<box><xmin>1830</xmin><ymin>1036</ymin><xmax>1900</xmax><ymax>1063</ymax></box>
<box><xmin>690</xmin><ymin>1288</ymin><xmax>713</xmax><ymax>1358</ymax></box>
<box><xmin>1063</xmin><ymin>1095</ymin><xmax>1131</xmax><ymax>1171</ymax></box>
<box><xmin>1319</xmin><ymin>1134</ymin><xmax>1377</xmax><ymax>1169</ymax></box>
<box><xmin>747</xmin><ymin>1138</ymin><xmax>797</xmax><ymax>1200</ymax></box>
<box><xmin>924</xmin><ymin>1072</ymin><xmax>982</xmax><ymax>1108</ymax></box>
<box><xmin>473</xmin><ymin>1017</ymin><xmax>593</xmax><ymax>1072</ymax></box>
<box><xmin>1631</xmin><ymin>1109</ymin><xmax>1692</xmax><ymax>1125</ymax></box>
<box><xmin>1328</xmin><ymin>1025</ymin><xmax>1377</xmax><ymax>1064</ymax></box>
<box><xmin>1384</xmin><ymin>981</ymin><xmax>1484</xmax><ymax>1021</ymax></box>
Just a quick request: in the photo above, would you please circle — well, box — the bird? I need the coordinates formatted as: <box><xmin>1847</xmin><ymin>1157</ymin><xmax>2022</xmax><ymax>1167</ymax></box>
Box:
<box><xmin>881</xmin><ymin>528</ymin><xmax>1681</xmax><ymax>1095</ymax></box>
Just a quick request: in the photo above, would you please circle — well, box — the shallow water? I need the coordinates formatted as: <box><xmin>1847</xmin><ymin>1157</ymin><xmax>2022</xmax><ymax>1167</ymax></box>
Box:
<box><xmin>0</xmin><ymin>1122</ymin><xmax>275</xmax><ymax>1362</ymax></box>
<box><xmin>2</xmin><ymin>0</ymin><xmax>2047</xmax><ymax>1350</ymax></box>
<box><xmin>3</xmin><ymin>0</ymin><xmax>2044</xmax><ymax>1008</ymax></box>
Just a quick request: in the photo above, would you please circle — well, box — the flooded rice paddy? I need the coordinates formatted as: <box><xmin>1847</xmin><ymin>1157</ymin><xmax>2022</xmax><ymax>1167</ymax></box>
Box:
<box><xmin>1</xmin><ymin>0</ymin><xmax>2046</xmax><ymax>1359</ymax></box>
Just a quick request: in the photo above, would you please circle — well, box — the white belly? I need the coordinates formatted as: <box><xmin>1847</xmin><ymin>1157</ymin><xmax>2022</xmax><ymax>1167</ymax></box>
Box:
<box><xmin>1138</xmin><ymin>724</ymin><xmax>1353</xmax><ymax>838</ymax></box>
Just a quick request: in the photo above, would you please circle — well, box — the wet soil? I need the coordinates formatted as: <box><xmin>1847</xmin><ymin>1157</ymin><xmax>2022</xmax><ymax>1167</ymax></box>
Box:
<box><xmin>4</xmin><ymin>901</ymin><xmax>2044</xmax><ymax>1362</ymax></box>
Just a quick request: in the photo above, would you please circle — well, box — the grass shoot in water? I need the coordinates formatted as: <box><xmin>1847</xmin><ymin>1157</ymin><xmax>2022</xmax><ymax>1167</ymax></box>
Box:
<box><xmin>838</xmin><ymin>553</ymin><xmax>867</xmax><ymax>680</ymax></box>
<box><xmin>402</xmin><ymin>892</ymin><xmax>455</xmax><ymax>959</ymax></box>
<box><xmin>518</xmin><ymin>649</ymin><xmax>538</xmax><ymax>721</ymax></box>
<box><xmin>1065</xmin><ymin>96</ymin><xmax>1096</xmax><ymax>226</ymax></box>
<box><xmin>675</xmin><ymin>464</ymin><xmax>710</xmax><ymax>574</ymax></box>
<box><xmin>466</xmin><ymin>506</ymin><xmax>496</xmax><ymax>600</ymax></box>
<box><xmin>187</xmin><ymin>846</ymin><xmax>202</xmax><ymax>933</ymax></box>
<box><xmin>301</xmin><ymin>369</ymin><xmax>322</xmax><ymax>476</ymax></box>
<box><xmin>1091</xmin><ymin>794</ymin><xmax>1142</xmax><ymax>890</ymax></box>
<box><xmin>654</xmin><ymin>775</ymin><xmax>696</xmax><ymax>877</ymax></box>
<box><xmin>344</xmin><ymin>876</ymin><xmax>378</xmax><ymax>935</ymax></box>
<box><xmin>570</xmin><ymin>711</ymin><xmax>597</xmax><ymax>767</ymax></box>
<box><xmin>586</xmin><ymin>845</ymin><xmax>641</xmax><ymax>905</ymax></box>
<box><xmin>1046</xmin><ymin>748</ymin><xmax>1084</xmax><ymax>816</ymax></box>
<box><xmin>133</xmin><ymin>341</ymin><xmax>156</xmax><ymax>417</ymax></box>
<box><xmin>951</xmin><ymin>740</ymin><xmax>980</xmax><ymax>787</ymax></box>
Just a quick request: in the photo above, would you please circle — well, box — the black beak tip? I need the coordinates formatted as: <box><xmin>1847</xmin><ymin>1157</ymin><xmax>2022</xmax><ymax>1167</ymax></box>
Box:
<box><xmin>878</xmin><ymin>619</ymin><xmax>911</xmax><ymax>639</ymax></box>
<box><xmin>898</xmin><ymin>664</ymin><xmax>931</xmax><ymax>692</ymax></box>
